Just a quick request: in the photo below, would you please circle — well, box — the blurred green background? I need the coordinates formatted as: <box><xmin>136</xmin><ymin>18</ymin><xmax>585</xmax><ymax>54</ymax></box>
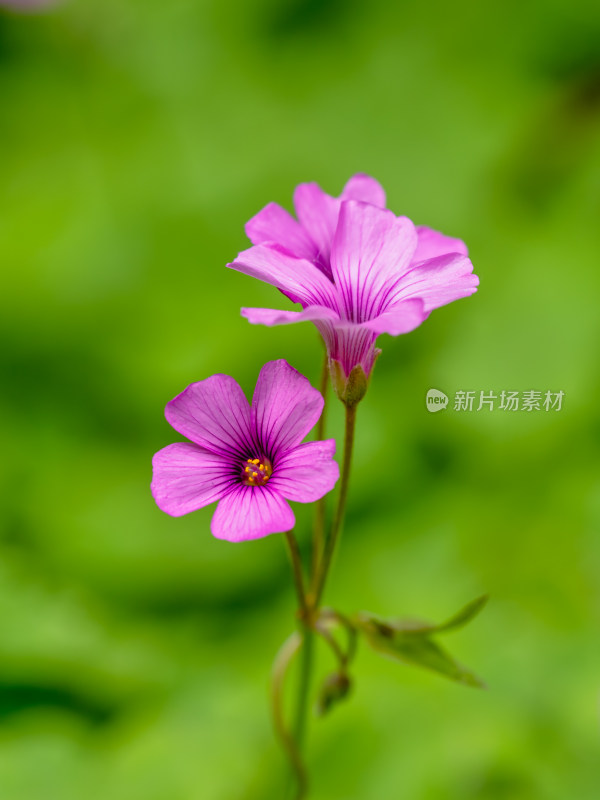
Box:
<box><xmin>1</xmin><ymin>0</ymin><xmax>599</xmax><ymax>798</ymax></box>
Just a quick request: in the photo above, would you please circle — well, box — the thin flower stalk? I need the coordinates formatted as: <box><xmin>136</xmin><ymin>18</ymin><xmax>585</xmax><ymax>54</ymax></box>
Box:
<box><xmin>310</xmin><ymin>351</ymin><xmax>330</xmax><ymax>587</ymax></box>
<box><xmin>288</xmin><ymin>401</ymin><xmax>357</xmax><ymax>788</ymax></box>
<box><xmin>314</xmin><ymin>403</ymin><xmax>357</xmax><ymax>606</ymax></box>
<box><xmin>284</xmin><ymin>530</ymin><xmax>308</xmax><ymax>618</ymax></box>
<box><xmin>315</xmin><ymin>622</ymin><xmax>346</xmax><ymax>668</ymax></box>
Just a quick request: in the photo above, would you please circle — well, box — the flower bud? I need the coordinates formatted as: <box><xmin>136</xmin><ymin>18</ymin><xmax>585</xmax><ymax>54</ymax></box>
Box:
<box><xmin>316</xmin><ymin>671</ymin><xmax>352</xmax><ymax>716</ymax></box>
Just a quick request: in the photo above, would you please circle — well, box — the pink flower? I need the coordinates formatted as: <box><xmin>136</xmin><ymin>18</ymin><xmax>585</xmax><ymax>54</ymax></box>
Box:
<box><xmin>151</xmin><ymin>360</ymin><xmax>339</xmax><ymax>541</ymax></box>
<box><xmin>228</xmin><ymin>175</ymin><xmax>478</xmax><ymax>403</ymax></box>
<box><xmin>244</xmin><ymin>174</ymin><xmax>387</xmax><ymax>282</ymax></box>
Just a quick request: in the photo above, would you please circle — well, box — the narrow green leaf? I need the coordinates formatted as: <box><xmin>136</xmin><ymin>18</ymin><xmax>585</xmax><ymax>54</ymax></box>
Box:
<box><xmin>356</xmin><ymin>595</ymin><xmax>489</xmax><ymax>637</ymax></box>
<box><xmin>356</xmin><ymin>612</ymin><xmax>486</xmax><ymax>688</ymax></box>
<box><xmin>434</xmin><ymin>594</ymin><xmax>489</xmax><ymax>634</ymax></box>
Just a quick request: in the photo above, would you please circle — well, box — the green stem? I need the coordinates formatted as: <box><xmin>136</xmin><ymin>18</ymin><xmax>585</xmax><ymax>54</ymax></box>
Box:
<box><xmin>314</xmin><ymin>403</ymin><xmax>357</xmax><ymax>607</ymax></box>
<box><xmin>310</xmin><ymin>352</ymin><xmax>330</xmax><ymax>584</ymax></box>
<box><xmin>283</xmin><ymin>530</ymin><xmax>313</xmax><ymax>794</ymax></box>
<box><xmin>275</xmin><ymin>369</ymin><xmax>359</xmax><ymax>798</ymax></box>
<box><xmin>271</xmin><ymin>632</ymin><xmax>307</xmax><ymax>799</ymax></box>
<box><xmin>284</xmin><ymin>530</ymin><xmax>308</xmax><ymax>618</ymax></box>
<box><xmin>293</xmin><ymin>627</ymin><xmax>313</xmax><ymax>749</ymax></box>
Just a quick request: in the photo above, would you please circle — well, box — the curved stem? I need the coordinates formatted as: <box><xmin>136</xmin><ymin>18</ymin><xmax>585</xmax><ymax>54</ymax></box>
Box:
<box><xmin>271</xmin><ymin>632</ymin><xmax>308</xmax><ymax>799</ymax></box>
<box><xmin>315</xmin><ymin>622</ymin><xmax>346</xmax><ymax>667</ymax></box>
<box><xmin>314</xmin><ymin>403</ymin><xmax>357</xmax><ymax>606</ymax></box>
<box><xmin>318</xmin><ymin>608</ymin><xmax>358</xmax><ymax>665</ymax></box>
<box><xmin>311</xmin><ymin>352</ymin><xmax>330</xmax><ymax>584</ymax></box>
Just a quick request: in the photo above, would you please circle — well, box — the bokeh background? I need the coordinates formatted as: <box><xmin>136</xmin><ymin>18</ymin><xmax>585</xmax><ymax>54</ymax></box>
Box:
<box><xmin>1</xmin><ymin>0</ymin><xmax>599</xmax><ymax>798</ymax></box>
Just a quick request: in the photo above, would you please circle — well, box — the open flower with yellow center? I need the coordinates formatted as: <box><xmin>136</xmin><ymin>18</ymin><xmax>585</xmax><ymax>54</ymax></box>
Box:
<box><xmin>151</xmin><ymin>360</ymin><xmax>339</xmax><ymax>541</ymax></box>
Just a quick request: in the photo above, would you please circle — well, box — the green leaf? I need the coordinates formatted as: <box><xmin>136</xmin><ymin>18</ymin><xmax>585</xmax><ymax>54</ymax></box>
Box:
<box><xmin>357</xmin><ymin>595</ymin><xmax>489</xmax><ymax>637</ymax></box>
<box><xmin>434</xmin><ymin>594</ymin><xmax>489</xmax><ymax>634</ymax></box>
<box><xmin>355</xmin><ymin>603</ymin><xmax>487</xmax><ymax>689</ymax></box>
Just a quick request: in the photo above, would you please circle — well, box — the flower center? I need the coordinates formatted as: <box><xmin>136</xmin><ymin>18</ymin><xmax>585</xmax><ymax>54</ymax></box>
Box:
<box><xmin>241</xmin><ymin>457</ymin><xmax>272</xmax><ymax>487</ymax></box>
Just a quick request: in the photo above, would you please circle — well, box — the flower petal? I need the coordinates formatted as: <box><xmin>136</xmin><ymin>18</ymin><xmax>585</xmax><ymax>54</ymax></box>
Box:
<box><xmin>330</xmin><ymin>200</ymin><xmax>418</xmax><ymax>322</ymax></box>
<box><xmin>245</xmin><ymin>202</ymin><xmax>318</xmax><ymax>262</ymax></box>
<box><xmin>414</xmin><ymin>226</ymin><xmax>468</xmax><ymax>263</ymax></box>
<box><xmin>359</xmin><ymin>298</ymin><xmax>429</xmax><ymax>335</ymax></box>
<box><xmin>252</xmin><ymin>359</ymin><xmax>324</xmax><ymax>457</ymax></box>
<box><xmin>341</xmin><ymin>173</ymin><xmax>386</xmax><ymax>208</ymax></box>
<box><xmin>165</xmin><ymin>374</ymin><xmax>252</xmax><ymax>458</ymax></box>
<box><xmin>291</xmin><ymin>176</ymin><xmax>386</xmax><ymax>275</ymax></box>
<box><xmin>268</xmin><ymin>440</ymin><xmax>339</xmax><ymax>503</ymax></box>
<box><xmin>211</xmin><ymin>485</ymin><xmax>295</xmax><ymax>541</ymax></box>
<box><xmin>228</xmin><ymin>244</ymin><xmax>340</xmax><ymax>310</ymax></box>
<box><xmin>390</xmin><ymin>253</ymin><xmax>479</xmax><ymax>312</ymax></box>
<box><xmin>241</xmin><ymin>305</ymin><xmax>340</xmax><ymax>326</ymax></box>
<box><xmin>293</xmin><ymin>182</ymin><xmax>339</xmax><ymax>275</ymax></box>
<box><xmin>151</xmin><ymin>443</ymin><xmax>234</xmax><ymax>517</ymax></box>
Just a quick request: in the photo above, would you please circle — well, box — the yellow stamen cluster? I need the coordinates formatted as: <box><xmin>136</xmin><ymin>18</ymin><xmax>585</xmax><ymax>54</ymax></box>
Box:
<box><xmin>242</xmin><ymin>457</ymin><xmax>272</xmax><ymax>486</ymax></box>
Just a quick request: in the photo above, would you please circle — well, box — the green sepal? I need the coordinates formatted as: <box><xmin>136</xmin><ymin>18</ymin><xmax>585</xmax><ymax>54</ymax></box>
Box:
<box><xmin>329</xmin><ymin>360</ymin><xmax>369</xmax><ymax>407</ymax></box>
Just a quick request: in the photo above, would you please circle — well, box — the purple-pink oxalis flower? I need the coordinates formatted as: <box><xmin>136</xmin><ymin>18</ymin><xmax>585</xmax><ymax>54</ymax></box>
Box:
<box><xmin>228</xmin><ymin>174</ymin><xmax>478</xmax><ymax>401</ymax></box>
<box><xmin>151</xmin><ymin>360</ymin><xmax>339</xmax><ymax>541</ymax></box>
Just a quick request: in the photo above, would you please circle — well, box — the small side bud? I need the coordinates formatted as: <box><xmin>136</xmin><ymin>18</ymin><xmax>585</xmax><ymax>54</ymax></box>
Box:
<box><xmin>316</xmin><ymin>671</ymin><xmax>352</xmax><ymax>716</ymax></box>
